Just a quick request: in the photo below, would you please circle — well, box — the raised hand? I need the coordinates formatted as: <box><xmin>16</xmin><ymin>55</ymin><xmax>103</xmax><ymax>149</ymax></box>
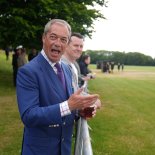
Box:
<box><xmin>68</xmin><ymin>88</ymin><xmax>99</xmax><ymax>111</ymax></box>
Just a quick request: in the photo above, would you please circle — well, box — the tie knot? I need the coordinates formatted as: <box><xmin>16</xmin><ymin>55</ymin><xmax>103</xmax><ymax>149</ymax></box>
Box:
<box><xmin>55</xmin><ymin>63</ymin><xmax>62</xmax><ymax>72</ymax></box>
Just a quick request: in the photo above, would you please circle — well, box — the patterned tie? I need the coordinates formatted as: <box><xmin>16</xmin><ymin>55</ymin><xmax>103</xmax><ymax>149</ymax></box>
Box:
<box><xmin>55</xmin><ymin>63</ymin><xmax>66</xmax><ymax>91</ymax></box>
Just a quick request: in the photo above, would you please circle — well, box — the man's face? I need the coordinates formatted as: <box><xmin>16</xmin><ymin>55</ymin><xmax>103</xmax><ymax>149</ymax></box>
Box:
<box><xmin>17</xmin><ymin>48</ymin><xmax>22</xmax><ymax>55</ymax></box>
<box><xmin>42</xmin><ymin>23</ymin><xmax>69</xmax><ymax>62</ymax></box>
<box><xmin>66</xmin><ymin>36</ymin><xmax>84</xmax><ymax>61</ymax></box>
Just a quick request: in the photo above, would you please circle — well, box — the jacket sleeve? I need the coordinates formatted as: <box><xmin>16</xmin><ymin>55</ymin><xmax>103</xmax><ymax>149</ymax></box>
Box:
<box><xmin>16</xmin><ymin>66</ymin><xmax>62</xmax><ymax>127</ymax></box>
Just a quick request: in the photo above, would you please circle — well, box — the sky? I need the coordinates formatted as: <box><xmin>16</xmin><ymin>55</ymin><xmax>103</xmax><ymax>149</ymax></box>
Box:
<box><xmin>84</xmin><ymin>0</ymin><xmax>155</xmax><ymax>58</ymax></box>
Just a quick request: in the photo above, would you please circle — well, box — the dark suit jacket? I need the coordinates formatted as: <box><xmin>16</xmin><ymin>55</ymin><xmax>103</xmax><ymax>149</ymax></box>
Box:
<box><xmin>16</xmin><ymin>53</ymin><xmax>75</xmax><ymax>155</ymax></box>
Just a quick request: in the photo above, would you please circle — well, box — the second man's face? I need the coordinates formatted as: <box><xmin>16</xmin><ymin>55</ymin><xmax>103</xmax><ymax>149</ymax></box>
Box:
<box><xmin>42</xmin><ymin>22</ymin><xmax>70</xmax><ymax>63</ymax></box>
<box><xmin>67</xmin><ymin>36</ymin><xmax>84</xmax><ymax>61</ymax></box>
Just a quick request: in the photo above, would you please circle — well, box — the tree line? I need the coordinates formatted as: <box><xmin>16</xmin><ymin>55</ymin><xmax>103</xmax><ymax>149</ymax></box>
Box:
<box><xmin>2</xmin><ymin>1</ymin><xmax>153</xmax><ymax>66</ymax></box>
<box><xmin>0</xmin><ymin>0</ymin><xmax>107</xmax><ymax>49</ymax></box>
<box><xmin>84</xmin><ymin>50</ymin><xmax>155</xmax><ymax>66</ymax></box>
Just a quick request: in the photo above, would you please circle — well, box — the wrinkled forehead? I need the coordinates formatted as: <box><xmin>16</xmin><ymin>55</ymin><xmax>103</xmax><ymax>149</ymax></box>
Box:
<box><xmin>44</xmin><ymin>21</ymin><xmax>71</xmax><ymax>39</ymax></box>
<box><xmin>51</xmin><ymin>23</ymin><xmax>70</xmax><ymax>36</ymax></box>
<box><xmin>70</xmin><ymin>36</ymin><xmax>84</xmax><ymax>46</ymax></box>
<box><xmin>71</xmin><ymin>35</ymin><xmax>83</xmax><ymax>42</ymax></box>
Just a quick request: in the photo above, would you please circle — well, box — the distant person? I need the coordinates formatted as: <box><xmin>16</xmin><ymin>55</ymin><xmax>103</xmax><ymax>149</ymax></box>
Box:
<box><xmin>110</xmin><ymin>62</ymin><xmax>115</xmax><ymax>73</ymax></box>
<box><xmin>12</xmin><ymin>48</ymin><xmax>18</xmax><ymax>86</ymax></box>
<box><xmin>106</xmin><ymin>62</ymin><xmax>110</xmax><ymax>73</ymax></box>
<box><xmin>96</xmin><ymin>61</ymin><xmax>101</xmax><ymax>69</ymax></box>
<box><xmin>12</xmin><ymin>45</ymin><xmax>27</xmax><ymax>86</ymax></box>
<box><xmin>17</xmin><ymin>46</ymin><xmax>27</xmax><ymax>68</ymax></box>
<box><xmin>117</xmin><ymin>62</ymin><xmax>121</xmax><ymax>71</ymax></box>
<box><xmin>121</xmin><ymin>64</ymin><xmax>124</xmax><ymax>71</ymax></box>
<box><xmin>28</xmin><ymin>48</ymin><xmax>38</xmax><ymax>61</ymax></box>
<box><xmin>102</xmin><ymin>62</ymin><xmax>107</xmax><ymax>73</ymax></box>
<box><xmin>79</xmin><ymin>54</ymin><xmax>95</xmax><ymax>78</ymax></box>
<box><xmin>5</xmin><ymin>47</ymin><xmax>10</xmax><ymax>60</ymax></box>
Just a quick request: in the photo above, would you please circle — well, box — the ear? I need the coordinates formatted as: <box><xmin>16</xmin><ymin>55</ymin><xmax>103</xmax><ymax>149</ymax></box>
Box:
<box><xmin>42</xmin><ymin>34</ymin><xmax>45</xmax><ymax>44</ymax></box>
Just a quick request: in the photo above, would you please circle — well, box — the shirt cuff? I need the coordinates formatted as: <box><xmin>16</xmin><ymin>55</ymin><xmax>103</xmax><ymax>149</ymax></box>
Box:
<box><xmin>60</xmin><ymin>101</ymin><xmax>71</xmax><ymax>117</ymax></box>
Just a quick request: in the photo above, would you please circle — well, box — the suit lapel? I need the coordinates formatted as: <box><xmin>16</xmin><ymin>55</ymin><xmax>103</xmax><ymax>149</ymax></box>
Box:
<box><xmin>61</xmin><ymin>62</ymin><xmax>73</xmax><ymax>96</ymax></box>
<box><xmin>36</xmin><ymin>53</ymin><xmax>67</xmax><ymax>99</ymax></box>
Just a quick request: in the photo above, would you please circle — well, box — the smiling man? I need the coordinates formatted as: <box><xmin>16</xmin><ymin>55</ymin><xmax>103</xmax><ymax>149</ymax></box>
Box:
<box><xmin>62</xmin><ymin>32</ymin><xmax>101</xmax><ymax>109</ymax></box>
<box><xmin>16</xmin><ymin>19</ymin><xmax>99</xmax><ymax>155</ymax></box>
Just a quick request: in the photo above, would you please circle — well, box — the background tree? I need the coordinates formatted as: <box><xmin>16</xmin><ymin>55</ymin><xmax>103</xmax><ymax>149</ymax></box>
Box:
<box><xmin>85</xmin><ymin>50</ymin><xmax>155</xmax><ymax>66</ymax></box>
<box><xmin>0</xmin><ymin>0</ymin><xmax>107</xmax><ymax>50</ymax></box>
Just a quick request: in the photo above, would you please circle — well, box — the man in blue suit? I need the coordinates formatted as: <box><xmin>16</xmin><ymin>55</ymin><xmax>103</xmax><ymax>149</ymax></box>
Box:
<box><xmin>16</xmin><ymin>19</ymin><xmax>99</xmax><ymax>155</ymax></box>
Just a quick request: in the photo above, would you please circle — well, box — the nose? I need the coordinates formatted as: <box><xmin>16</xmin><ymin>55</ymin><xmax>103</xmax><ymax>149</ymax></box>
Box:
<box><xmin>54</xmin><ymin>38</ymin><xmax>62</xmax><ymax>47</ymax></box>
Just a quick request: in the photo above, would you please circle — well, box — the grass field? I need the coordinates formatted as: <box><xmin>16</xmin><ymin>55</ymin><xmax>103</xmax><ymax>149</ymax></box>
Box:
<box><xmin>0</xmin><ymin>51</ymin><xmax>155</xmax><ymax>155</ymax></box>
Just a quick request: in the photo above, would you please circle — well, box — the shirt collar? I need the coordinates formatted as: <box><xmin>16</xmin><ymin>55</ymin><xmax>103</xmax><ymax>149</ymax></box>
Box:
<box><xmin>41</xmin><ymin>49</ymin><xmax>62</xmax><ymax>68</ymax></box>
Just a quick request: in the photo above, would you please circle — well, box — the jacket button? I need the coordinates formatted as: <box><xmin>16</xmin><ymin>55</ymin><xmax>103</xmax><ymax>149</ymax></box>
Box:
<box><xmin>63</xmin><ymin>122</ymin><xmax>66</xmax><ymax>125</ymax></box>
<box><xmin>62</xmin><ymin>138</ymin><xmax>64</xmax><ymax>142</ymax></box>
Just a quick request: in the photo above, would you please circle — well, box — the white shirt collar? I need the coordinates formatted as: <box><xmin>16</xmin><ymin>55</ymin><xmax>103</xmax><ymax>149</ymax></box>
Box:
<box><xmin>41</xmin><ymin>49</ymin><xmax>63</xmax><ymax>74</ymax></box>
<box><xmin>41</xmin><ymin>49</ymin><xmax>62</xmax><ymax>67</ymax></box>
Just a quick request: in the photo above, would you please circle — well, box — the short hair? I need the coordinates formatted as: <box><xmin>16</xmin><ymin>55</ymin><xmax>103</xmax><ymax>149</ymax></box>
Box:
<box><xmin>82</xmin><ymin>54</ymin><xmax>90</xmax><ymax>61</ymax></box>
<box><xmin>70</xmin><ymin>32</ymin><xmax>84</xmax><ymax>41</ymax></box>
<box><xmin>44</xmin><ymin>19</ymin><xmax>71</xmax><ymax>39</ymax></box>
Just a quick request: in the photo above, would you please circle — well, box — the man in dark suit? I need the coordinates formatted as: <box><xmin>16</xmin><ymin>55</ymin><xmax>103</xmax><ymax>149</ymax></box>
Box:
<box><xmin>16</xmin><ymin>19</ymin><xmax>99</xmax><ymax>155</ymax></box>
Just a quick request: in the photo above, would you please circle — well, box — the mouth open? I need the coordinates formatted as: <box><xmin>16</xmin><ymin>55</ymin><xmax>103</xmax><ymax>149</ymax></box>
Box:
<box><xmin>51</xmin><ymin>49</ymin><xmax>60</xmax><ymax>55</ymax></box>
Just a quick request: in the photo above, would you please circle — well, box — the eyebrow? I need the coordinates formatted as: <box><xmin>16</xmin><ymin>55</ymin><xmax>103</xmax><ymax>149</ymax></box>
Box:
<box><xmin>49</xmin><ymin>33</ymin><xmax>68</xmax><ymax>38</ymax></box>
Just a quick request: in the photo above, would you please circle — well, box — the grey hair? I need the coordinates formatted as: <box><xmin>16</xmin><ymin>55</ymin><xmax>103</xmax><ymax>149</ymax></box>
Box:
<box><xmin>44</xmin><ymin>19</ymin><xmax>71</xmax><ymax>39</ymax></box>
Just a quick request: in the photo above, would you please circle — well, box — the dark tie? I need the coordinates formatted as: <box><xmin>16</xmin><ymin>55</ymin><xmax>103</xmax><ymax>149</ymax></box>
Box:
<box><xmin>55</xmin><ymin>63</ymin><xmax>66</xmax><ymax>91</ymax></box>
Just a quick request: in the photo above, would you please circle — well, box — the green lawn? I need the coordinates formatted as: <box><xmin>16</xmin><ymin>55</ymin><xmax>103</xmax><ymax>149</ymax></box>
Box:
<box><xmin>89</xmin><ymin>64</ymin><xmax>155</xmax><ymax>155</ymax></box>
<box><xmin>0</xmin><ymin>51</ymin><xmax>23</xmax><ymax>155</ymax></box>
<box><xmin>0</xmin><ymin>51</ymin><xmax>155</xmax><ymax>155</ymax></box>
